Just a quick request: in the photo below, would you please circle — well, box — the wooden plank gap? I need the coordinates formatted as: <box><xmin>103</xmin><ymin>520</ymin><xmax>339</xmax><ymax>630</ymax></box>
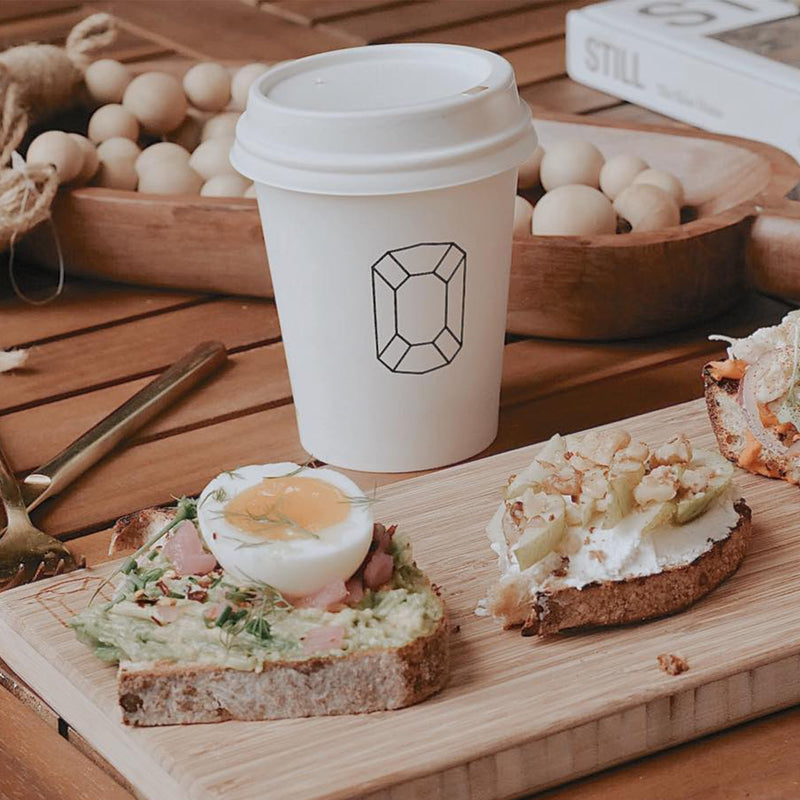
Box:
<box><xmin>319</xmin><ymin>0</ymin><xmax>542</xmax><ymax>46</ymax></box>
<box><xmin>6</xmin><ymin>296</ymin><xmax>214</xmax><ymax>351</ymax></box>
<box><xmin>106</xmin><ymin>396</ymin><xmax>295</xmax><ymax>451</ymax></box>
<box><xmin>262</xmin><ymin>0</ymin><xmax>419</xmax><ymax>27</ymax></box>
<box><xmin>0</xmin><ymin>332</ymin><xmax>283</xmax><ymax>419</ymax></box>
<box><xmin>221</xmin><ymin>335</ymin><xmax>284</xmax><ymax>357</ymax></box>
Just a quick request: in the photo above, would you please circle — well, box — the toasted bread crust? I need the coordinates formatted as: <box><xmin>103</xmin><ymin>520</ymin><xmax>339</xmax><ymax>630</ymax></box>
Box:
<box><xmin>521</xmin><ymin>501</ymin><xmax>751</xmax><ymax>636</ymax></box>
<box><xmin>118</xmin><ymin>613</ymin><xmax>449</xmax><ymax>726</ymax></box>
<box><xmin>703</xmin><ymin>366</ymin><xmax>795</xmax><ymax>481</ymax></box>
<box><xmin>109</xmin><ymin>507</ymin><xmax>174</xmax><ymax>556</ymax></box>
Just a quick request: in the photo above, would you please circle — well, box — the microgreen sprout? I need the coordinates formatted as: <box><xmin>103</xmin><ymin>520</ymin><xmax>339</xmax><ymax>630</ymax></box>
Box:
<box><xmin>200</xmin><ymin>486</ymin><xmax>229</xmax><ymax>508</ymax></box>
<box><xmin>91</xmin><ymin>496</ymin><xmax>198</xmax><ymax>604</ymax></box>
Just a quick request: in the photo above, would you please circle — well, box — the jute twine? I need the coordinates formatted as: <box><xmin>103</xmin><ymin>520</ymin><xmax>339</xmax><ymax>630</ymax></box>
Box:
<box><xmin>0</xmin><ymin>13</ymin><xmax>117</xmax><ymax>253</ymax></box>
<box><xmin>0</xmin><ymin>13</ymin><xmax>117</xmax><ymax>371</ymax></box>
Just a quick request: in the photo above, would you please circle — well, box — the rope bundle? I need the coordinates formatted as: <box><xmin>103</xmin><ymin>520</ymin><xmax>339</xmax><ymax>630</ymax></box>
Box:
<box><xmin>0</xmin><ymin>13</ymin><xmax>116</xmax><ymax>372</ymax></box>
<box><xmin>0</xmin><ymin>13</ymin><xmax>117</xmax><ymax>254</ymax></box>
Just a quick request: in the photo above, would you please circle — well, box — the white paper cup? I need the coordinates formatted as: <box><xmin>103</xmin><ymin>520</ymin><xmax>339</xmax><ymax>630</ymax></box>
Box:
<box><xmin>232</xmin><ymin>44</ymin><xmax>536</xmax><ymax>472</ymax></box>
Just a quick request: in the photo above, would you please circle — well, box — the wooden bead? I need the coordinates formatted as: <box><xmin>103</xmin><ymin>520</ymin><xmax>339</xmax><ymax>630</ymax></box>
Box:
<box><xmin>123</xmin><ymin>72</ymin><xmax>188</xmax><ymax>134</ymax></box>
<box><xmin>84</xmin><ymin>59</ymin><xmax>132</xmax><ymax>104</ymax></box>
<box><xmin>183</xmin><ymin>62</ymin><xmax>231</xmax><ymax>112</ymax></box>
<box><xmin>88</xmin><ymin>104</ymin><xmax>139</xmax><ymax>144</ymax></box>
<box><xmin>26</xmin><ymin>130</ymin><xmax>82</xmax><ymax>183</ymax></box>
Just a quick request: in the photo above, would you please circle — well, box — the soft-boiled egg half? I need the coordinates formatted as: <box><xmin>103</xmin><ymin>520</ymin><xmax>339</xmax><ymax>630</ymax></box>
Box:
<box><xmin>197</xmin><ymin>463</ymin><xmax>373</xmax><ymax>597</ymax></box>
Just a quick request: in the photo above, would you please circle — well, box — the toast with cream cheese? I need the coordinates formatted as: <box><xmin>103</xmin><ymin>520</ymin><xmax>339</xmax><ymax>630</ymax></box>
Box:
<box><xmin>480</xmin><ymin>429</ymin><xmax>751</xmax><ymax>635</ymax></box>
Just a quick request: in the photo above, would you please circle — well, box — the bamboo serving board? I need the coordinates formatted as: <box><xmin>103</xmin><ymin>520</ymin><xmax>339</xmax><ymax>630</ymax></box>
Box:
<box><xmin>2</xmin><ymin>399</ymin><xmax>800</xmax><ymax>800</ymax></box>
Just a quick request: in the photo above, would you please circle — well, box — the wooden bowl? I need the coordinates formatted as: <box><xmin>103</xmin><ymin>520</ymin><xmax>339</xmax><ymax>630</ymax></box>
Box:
<box><xmin>509</xmin><ymin>112</ymin><xmax>800</xmax><ymax>340</ymax></box>
<box><xmin>20</xmin><ymin>109</ymin><xmax>800</xmax><ymax>340</ymax></box>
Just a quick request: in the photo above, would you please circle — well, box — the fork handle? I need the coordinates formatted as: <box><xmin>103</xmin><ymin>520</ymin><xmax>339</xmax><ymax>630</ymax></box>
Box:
<box><xmin>22</xmin><ymin>341</ymin><xmax>227</xmax><ymax>512</ymax></box>
<box><xmin>0</xmin><ymin>440</ymin><xmax>28</xmax><ymax>527</ymax></box>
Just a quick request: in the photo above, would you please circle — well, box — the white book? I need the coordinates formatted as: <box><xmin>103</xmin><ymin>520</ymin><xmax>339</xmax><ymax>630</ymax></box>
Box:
<box><xmin>566</xmin><ymin>0</ymin><xmax>800</xmax><ymax>160</ymax></box>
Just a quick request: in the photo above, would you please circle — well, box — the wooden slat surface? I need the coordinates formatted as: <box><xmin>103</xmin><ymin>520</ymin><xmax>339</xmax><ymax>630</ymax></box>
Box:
<box><xmin>0</xmin><ymin>5</ymin><xmax>170</xmax><ymax>61</ymax></box>
<box><xmin>0</xmin><ymin>276</ymin><xmax>200</xmax><ymax>349</ymax></box>
<box><xmin>0</xmin><ymin>687</ymin><xmax>133</xmax><ymax>800</ymax></box>
<box><xmin>263</xmin><ymin>0</ymin><xmax>419</xmax><ymax>26</ymax></box>
<box><xmin>520</xmin><ymin>77</ymin><xmax>621</xmax><ymax>114</ymax></box>
<box><xmin>1</xmin><ymin>2</ymin><xmax>796</xmax><ymax>799</ymax></box>
<box><xmin>539</xmin><ymin>703</ymin><xmax>800</xmax><ymax>799</ymax></box>
<box><xmin>318</xmin><ymin>0</ymin><xmax>540</xmax><ymax>44</ymax></box>
<box><xmin>0</xmin><ymin>1</ymin><xmax>81</xmax><ymax>24</ymax></box>
<box><xmin>0</xmin><ymin>299</ymin><xmax>280</xmax><ymax>415</ymax></box>
<box><xmin>408</xmin><ymin>0</ymin><xmax>591</xmax><ymax>49</ymax></box>
<box><xmin>91</xmin><ymin>0</ymin><xmax>354</xmax><ymax>61</ymax></box>
<box><xmin>0</xmin><ymin>344</ymin><xmax>291</xmax><ymax>474</ymax></box>
<box><xmin>503</xmin><ymin>39</ymin><xmax>567</xmax><ymax>87</ymax></box>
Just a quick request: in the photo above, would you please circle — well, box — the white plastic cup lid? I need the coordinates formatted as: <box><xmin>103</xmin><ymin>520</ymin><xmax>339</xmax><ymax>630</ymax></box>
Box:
<box><xmin>231</xmin><ymin>43</ymin><xmax>536</xmax><ymax>196</ymax></box>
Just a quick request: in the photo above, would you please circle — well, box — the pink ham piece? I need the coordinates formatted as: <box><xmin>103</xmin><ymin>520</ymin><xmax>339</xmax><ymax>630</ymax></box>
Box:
<box><xmin>292</xmin><ymin>579</ymin><xmax>348</xmax><ymax>610</ymax></box>
<box><xmin>152</xmin><ymin>603</ymin><xmax>181</xmax><ymax>625</ymax></box>
<box><xmin>202</xmin><ymin>601</ymin><xmax>227</xmax><ymax>622</ymax></box>
<box><xmin>345</xmin><ymin>576</ymin><xmax>364</xmax><ymax>605</ymax></box>
<box><xmin>363</xmin><ymin>550</ymin><xmax>394</xmax><ymax>590</ymax></box>
<box><xmin>162</xmin><ymin>520</ymin><xmax>217</xmax><ymax>576</ymax></box>
<box><xmin>373</xmin><ymin>523</ymin><xmax>396</xmax><ymax>554</ymax></box>
<box><xmin>301</xmin><ymin>625</ymin><xmax>345</xmax><ymax>655</ymax></box>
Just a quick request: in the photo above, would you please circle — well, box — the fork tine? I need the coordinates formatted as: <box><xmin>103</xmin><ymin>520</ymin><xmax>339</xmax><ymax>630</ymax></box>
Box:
<box><xmin>53</xmin><ymin>558</ymin><xmax>65</xmax><ymax>576</ymax></box>
<box><xmin>31</xmin><ymin>561</ymin><xmax>45</xmax><ymax>582</ymax></box>
<box><xmin>1</xmin><ymin>564</ymin><xmax>26</xmax><ymax>591</ymax></box>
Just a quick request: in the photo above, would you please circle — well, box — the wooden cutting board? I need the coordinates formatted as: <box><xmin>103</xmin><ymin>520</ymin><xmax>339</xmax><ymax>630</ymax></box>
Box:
<box><xmin>1</xmin><ymin>398</ymin><xmax>800</xmax><ymax>800</ymax></box>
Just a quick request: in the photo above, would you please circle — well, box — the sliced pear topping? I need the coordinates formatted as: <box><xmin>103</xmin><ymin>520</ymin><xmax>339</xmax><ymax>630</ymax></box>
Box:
<box><xmin>504</xmin><ymin>434</ymin><xmax>566</xmax><ymax>500</ymax></box>
<box><xmin>675</xmin><ymin>450</ymin><xmax>734</xmax><ymax>524</ymax></box>
<box><xmin>510</xmin><ymin>492</ymin><xmax>566</xmax><ymax>570</ymax></box>
<box><xmin>642</xmin><ymin>500</ymin><xmax>676</xmax><ymax>533</ymax></box>
<box><xmin>602</xmin><ymin>461</ymin><xmax>645</xmax><ymax>529</ymax></box>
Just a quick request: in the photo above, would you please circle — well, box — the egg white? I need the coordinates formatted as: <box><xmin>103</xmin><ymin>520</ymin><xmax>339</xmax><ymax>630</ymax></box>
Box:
<box><xmin>197</xmin><ymin>463</ymin><xmax>373</xmax><ymax>597</ymax></box>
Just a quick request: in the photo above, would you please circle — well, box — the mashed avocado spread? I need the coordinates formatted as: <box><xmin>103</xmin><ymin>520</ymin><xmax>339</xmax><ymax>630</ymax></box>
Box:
<box><xmin>71</xmin><ymin>524</ymin><xmax>443</xmax><ymax>672</ymax></box>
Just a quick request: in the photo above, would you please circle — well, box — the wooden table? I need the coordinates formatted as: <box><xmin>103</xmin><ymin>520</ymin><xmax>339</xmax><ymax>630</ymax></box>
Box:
<box><xmin>0</xmin><ymin>2</ymin><xmax>798</xmax><ymax>799</ymax></box>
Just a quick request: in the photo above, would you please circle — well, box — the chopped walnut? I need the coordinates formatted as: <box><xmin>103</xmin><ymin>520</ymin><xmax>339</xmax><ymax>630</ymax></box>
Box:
<box><xmin>577</xmin><ymin>429</ymin><xmax>631</xmax><ymax>467</ymax></box>
<box><xmin>543</xmin><ymin>465</ymin><xmax>582</xmax><ymax>497</ymax></box>
<box><xmin>619</xmin><ymin>440</ymin><xmax>650</xmax><ymax>463</ymax></box>
<box><xmin>552</xmin><ymin>556</ymin><xmax>570</xmax><ymax>577</ymax></box>
<box><xmin>588</xmin><ymin>549</ymin><xmax>606</xmax><ymax>563</ymax></box>
<box><xmin>650</xmin><ymin>434</ymin><xmax>693</xmax><ymax>467</ymax></box>
<box><xmin>581</xmin><ymin>469</ymin><xmax>609</xmax><ymax>500</ymax></box>
<box><xmin>657</xmin><ymin>653</ymin><xmax>689</xmax><ymax>676</ymax></box>
<box><xmin>634</xmin><ymin>465</ymin><xmax>679</xmax><ymax>505</ymax></box>
<box><xmin>679</xmin><ymin>466</ymin><xmax>714</xmax><ymax>496</ymax></box>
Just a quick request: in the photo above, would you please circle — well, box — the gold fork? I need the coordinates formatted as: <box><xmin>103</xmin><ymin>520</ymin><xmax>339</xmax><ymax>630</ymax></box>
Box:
<box><xmin>0</xmin><ymin>445</ymin><xmax>80</xmax><ymax>589</ymax></box>
<box><xmin>0</xmin><ymin>341</ymin><xmax>227</xmax><ymax>590</ymax></box>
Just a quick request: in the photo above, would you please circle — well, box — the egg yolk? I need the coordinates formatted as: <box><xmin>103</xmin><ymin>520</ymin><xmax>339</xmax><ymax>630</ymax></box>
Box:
<box><xmin>223</xmin><ymin>477</ymin><xmax>349</xmax><ymax>540</ymax></box>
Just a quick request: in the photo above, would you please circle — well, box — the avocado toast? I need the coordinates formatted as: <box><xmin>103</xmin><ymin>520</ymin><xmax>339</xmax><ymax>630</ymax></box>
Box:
<box><xmin>71</xmin><ymin>468</ymin><xmax>448</xmax><ymax>727</ymax></box>
<box><xmin>482</xmin><ymin>429</ymin><xmax>751</xmax><ymax>635</ymax></box>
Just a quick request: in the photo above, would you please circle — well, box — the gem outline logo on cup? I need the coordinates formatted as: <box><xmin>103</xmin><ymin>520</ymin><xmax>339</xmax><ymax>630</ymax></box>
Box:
<box><xmin>371</xmin><ymin>241</ymin><xmax>466</xmax><ymax>376</ymax></box>
<box><xmin>232</xmin><ymin>44</ymin><xmax>537</xmax><ymax>472</ymax></box>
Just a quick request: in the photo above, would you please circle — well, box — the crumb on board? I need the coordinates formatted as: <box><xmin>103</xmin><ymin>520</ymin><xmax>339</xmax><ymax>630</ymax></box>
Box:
<box><xmin>657</xmin><ymin>653</ymin><xmax>689</xmax><ymax>676</ymax></box>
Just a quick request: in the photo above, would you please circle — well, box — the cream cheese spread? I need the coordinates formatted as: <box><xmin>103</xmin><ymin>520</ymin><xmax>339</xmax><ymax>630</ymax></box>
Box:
<box><xmin>487</xmin><ymin>487</ymin><xmax>740</xmax><ymax>593</ymax></box>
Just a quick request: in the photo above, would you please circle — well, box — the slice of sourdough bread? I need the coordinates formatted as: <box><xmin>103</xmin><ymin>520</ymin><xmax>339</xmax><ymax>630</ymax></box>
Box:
<box><xmin>520</xmin><ymin>501</ymin><xmax>751</xmax><ymax>635</ymax></box>
<box><xmin>118</xmin><ymin>616</ymin><xmax>448</xmax><ymax>725</ymax></box>
<box><xmin>704</xmin><ymin>366</ymin><xmax>797</xmax><ymax>482</ymax></box>
<box><xmin>86</xmin><ymin>510</ymin><xmax>449</xmax><ymax>726</ymax></box>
